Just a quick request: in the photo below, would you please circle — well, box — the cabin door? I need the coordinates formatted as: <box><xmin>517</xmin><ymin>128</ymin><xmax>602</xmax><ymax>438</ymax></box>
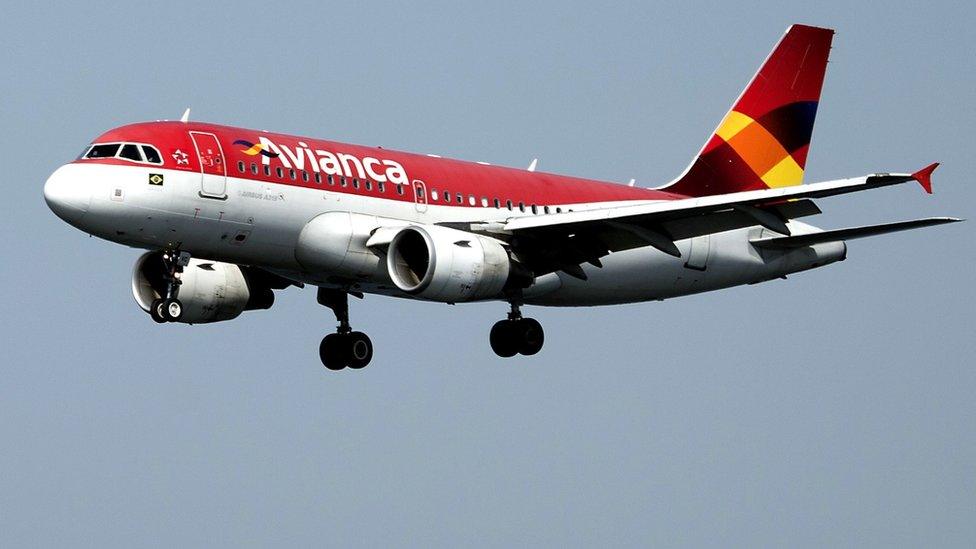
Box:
<box><xmin>190</xmin><ymin>131</ymin><xmax>227</xmax><ymax>199</ymax></box>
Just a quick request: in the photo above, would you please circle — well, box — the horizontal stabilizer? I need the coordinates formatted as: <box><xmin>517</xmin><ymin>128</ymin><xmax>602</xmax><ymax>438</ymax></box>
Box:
<box><xmin>751</xmin><ymin>217</ymin><xmax>962</xmax><ymax>249</ymax></box>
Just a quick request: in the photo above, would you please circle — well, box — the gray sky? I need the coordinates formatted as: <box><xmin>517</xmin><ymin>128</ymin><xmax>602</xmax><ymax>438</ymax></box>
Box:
<box><xmin>2</xmin><ymin>1</ymin><xmax>973</xmax><ymax>547</ymax></box>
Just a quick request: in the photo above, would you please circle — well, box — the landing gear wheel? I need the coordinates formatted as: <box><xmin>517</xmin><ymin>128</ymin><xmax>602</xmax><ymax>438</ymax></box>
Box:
<box><xmin>149</xmin><ymin>299</ymin><xmax>168</xmax><ymax>323</ymax></box>
<box><xmin>319</xmin><ymin>333</ymin><xmax>348</xmax><ymax>371</ymax></box>
<box><xmin>154</xmin><ymin>250</ymin><xmax>189</xmax><ymax>323</ymax></box>
<box><xmin>346</xmin><ymin>331</ymin><xmax>373</xmax><ymax>369</ymax></box>
<box><xmin>490</xmin><ymin>320</ymin><xmax>520</xmax><ymax>358</ymax></box>
<box><xmin>316</xmin><ymin>289</ymin><xmax>373</xmax><ymax>372</ymax></box>
<box><xmin>517</xmin><ymin>318</ymin><xmax>545</xmax><ymax>356</ymax></box>
<box><xmin>162</xmin><ymin>298</ymin><xmax>182</xmax><ymax>322</ymax></box>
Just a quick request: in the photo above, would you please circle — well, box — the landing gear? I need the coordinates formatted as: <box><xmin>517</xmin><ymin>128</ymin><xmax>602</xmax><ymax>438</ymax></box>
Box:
<box><xmin>149</xmin><ymin>299</ymin><xmax>168</xmax><ymax>323</ymax></box>
<box><xmin>317</xmin><ymin>288</ymin><xmax>373</xmax><ymax>371</ymax></box>
<box><xmin>149</xmin><ymin>250</ymin><xmax>190</xmax><ymax>323</ymax></box>
<box><xmin>150</xmin><ymin>297</ymin><xmax>183</xmax><ymax>323</ymax></box>
<box><xmin>490</xmin><ymin>301</ymin><xmax>545</xmax><ymax>358</ymax></box>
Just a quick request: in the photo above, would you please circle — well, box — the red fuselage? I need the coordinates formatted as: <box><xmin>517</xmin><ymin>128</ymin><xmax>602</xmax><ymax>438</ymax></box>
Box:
<box><xmin>88</xmin><ymin>121</ymin><xmax>684</xmax><ymax>211</ymax></box>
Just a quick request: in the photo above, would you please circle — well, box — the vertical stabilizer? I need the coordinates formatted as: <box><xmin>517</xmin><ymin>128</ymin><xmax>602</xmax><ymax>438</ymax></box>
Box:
<box><xmin>663</xmin><ymin>25</ymin><xmax>834</xmax><ymax>197</ymax></box>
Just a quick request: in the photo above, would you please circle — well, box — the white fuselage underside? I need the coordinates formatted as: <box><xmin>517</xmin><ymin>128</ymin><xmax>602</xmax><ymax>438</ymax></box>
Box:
<box><xmin>49</xmin><ymin>162</ymin><xmax>846</xmax><ymax>306</ymax></box>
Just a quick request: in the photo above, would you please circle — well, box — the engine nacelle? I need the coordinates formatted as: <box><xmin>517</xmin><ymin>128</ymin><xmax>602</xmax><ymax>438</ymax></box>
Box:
<box><xmin>295</xmin><ymin>211</ymin><xmax>405</xmax><ymax>280</ymax></box>
<box><xmin>131</xmin><ymin>252</ymin><xmax>274</xmax><ymax>324</ymax></box>
<box><xmin>386</xmin><ymin>225</ymin><xmax>512</xmax><ymax>302</ymax></box>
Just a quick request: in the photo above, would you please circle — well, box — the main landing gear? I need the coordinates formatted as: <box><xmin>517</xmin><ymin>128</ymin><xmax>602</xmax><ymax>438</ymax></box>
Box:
<box><xmin>489</xmin><ymin>300</ymin><xmax>545</xmax><ymax>358</ymax></box>
<box><xmin>149</xmin><ymin>250</ymin><xmax>191</xmax><ymax>323</ymax></box>
<box><xmin>317</xmin><ymin>288</ymin><xmax>373</xmax><ymax>371</ymax></box>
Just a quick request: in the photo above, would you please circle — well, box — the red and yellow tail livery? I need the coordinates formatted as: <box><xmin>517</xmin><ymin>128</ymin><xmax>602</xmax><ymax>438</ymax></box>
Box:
<box><xmin>666</xmin><ymin>24</ymin><xmax>834</xmax><ymax>196</ymax></box>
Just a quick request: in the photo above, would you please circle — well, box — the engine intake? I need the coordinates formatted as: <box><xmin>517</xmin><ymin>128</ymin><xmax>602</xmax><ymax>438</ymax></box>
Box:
<box><xmin>386</xmin><ymin>225</ymin><xmax>513</xmax><ymax>302</ymax></box>
<box><xmin>131</xmin><ymin>252</ymin><xmax>275</xmax><ymax>324</ymax></box>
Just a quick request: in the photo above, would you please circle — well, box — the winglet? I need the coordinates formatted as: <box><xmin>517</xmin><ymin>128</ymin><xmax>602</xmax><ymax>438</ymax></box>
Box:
<box><xmin>180</xmin><ymin>107</ymin><xmax>191</xmax><ymax>123</ymax></box>
<box><xmin>912</xmin><ymin>162</ymin><xmax>939</xmax><ymax>194</ymax></box>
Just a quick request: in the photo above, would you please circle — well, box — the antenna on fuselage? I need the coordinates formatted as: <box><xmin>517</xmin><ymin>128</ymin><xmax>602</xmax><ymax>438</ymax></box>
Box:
<box><xmin>180</xmin><ymin>108</ymin><xmax>191</xmax><ymax>123</ymax></box>
<box><xmin>527</xmin><ymin>158</ymin><xmax>538</xmax><ymax>172</ymax></box>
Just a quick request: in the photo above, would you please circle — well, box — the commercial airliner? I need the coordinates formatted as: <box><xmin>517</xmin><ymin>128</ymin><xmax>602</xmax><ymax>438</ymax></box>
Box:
<box><xmin>44</xmin><ymin>24</ymin><xmax>959</xmax><ymax>370</ymax></box>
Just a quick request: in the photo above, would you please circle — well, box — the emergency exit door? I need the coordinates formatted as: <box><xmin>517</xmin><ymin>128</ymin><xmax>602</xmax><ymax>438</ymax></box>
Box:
<box><xmin>413</xmin><ymin>180</ymin><xmax>428</xmax><ymax>213</ymax></box>
<box><xmin>190</xmin><ymin>131</ymin><xmax>227</xmax><ymax>199</ymax></box>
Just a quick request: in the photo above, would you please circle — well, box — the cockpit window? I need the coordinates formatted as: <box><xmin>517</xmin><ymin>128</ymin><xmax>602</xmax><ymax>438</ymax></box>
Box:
<box><xmin>82</xmin><ymin>142</ymin><xmax>164</xmax><ymax>165</ymax></box>
<box><xmin>119</xmin><ymin>144</ymin><xmax>143</xmax><ymax>162</ymax></box>
<box><xmin>141</xmin><ymin>145</ymin><xmax>162</xmax><ymax>164</ymax></box>
<box><xmin>86</xmin><ymin>144</ymin><xmax>120</xmax><ymax>158</ymax></box>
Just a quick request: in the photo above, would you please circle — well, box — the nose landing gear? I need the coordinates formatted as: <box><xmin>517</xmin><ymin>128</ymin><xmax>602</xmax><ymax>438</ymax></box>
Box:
<box><xmin>317</xmin><ymin>288</ymin><xmax>373</xmax><ymax>371</ymax></box>
<box><xmin>149</xmin><ymin>250</ymin><xmax>190</xmax><ymax>323</ymax></box>
<box><xmin>489</xmin><ymin>300</ymin><xmax>545</xmax><ymax>358</ymax></box>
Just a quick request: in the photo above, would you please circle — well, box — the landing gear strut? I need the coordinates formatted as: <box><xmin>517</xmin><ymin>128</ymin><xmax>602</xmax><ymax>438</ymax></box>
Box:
<box><xmin>149</xmin><ymin>250</ymin><xmax>190</xmax><ymax>323</ymax></box>
<box><xmin>317</xmin><ymin>288</ymin><xmax>373</xmax><ymax>371</ymax></box>
<box><xmin>490</xmin><ymin>299</ymin><xmax>544</xmax><ymax>358</ymax></box>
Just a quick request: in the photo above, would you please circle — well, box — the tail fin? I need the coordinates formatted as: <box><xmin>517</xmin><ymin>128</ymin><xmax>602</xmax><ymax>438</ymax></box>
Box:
<box><xmin>663</xmin><ymin>24</ymin><xmax>834</xmax><ymax>197</ymax></box>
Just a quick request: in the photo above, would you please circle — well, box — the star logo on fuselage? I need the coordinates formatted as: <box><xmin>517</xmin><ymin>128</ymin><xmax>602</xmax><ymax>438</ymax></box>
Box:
<box><xmin>172</xmin><ymin>149</ymin><xmax>189</xmax><ymax>165</ymax></box>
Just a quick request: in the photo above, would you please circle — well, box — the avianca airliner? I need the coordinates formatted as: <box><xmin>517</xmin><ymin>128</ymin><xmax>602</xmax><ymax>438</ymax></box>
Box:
<box><xmin>44</xmin><ymin>25</ymin><xmax>960</xmax><ymax>370</ymax></box>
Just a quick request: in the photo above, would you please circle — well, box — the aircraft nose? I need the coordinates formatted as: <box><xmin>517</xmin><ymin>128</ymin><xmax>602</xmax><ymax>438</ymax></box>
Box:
<box><xmin>44</xmin><ymin>165</ymin><xmax>91</xmax><ymax>223</ymax></box>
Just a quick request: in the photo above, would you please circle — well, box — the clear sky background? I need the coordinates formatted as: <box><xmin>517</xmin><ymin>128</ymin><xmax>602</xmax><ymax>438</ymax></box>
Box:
<box><xmin>1</xmin><ymin>1</ymin><xmax>973</xmax><ymax>547</ymax></box>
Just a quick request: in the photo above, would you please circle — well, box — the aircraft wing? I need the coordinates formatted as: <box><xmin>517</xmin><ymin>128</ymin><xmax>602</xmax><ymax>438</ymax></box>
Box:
<box><xmin>750</xmin><ymin>217</ymin><xmax>962</xmax><ymax>249</ymax></box>
<box><xmin>496</xmin><ymin>163</ymin><xmax>945</xmax><ymax>278</ymax></box>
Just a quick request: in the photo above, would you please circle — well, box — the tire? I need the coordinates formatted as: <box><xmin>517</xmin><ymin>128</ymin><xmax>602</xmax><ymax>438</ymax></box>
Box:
<box><xmin>319</xmin><ymin>333</ymin><xmax>347</xmax><ymax>370</ymax></box>
<box><xmin>489</xmin><ymin>320</ymin><xmax>519</xmax><ymax>358</ymax></box>
<box><xmin>518</xmin><ymin>318</ymin><xmax>545</xmax><ymax>356</ymax></box>
<box><xmin>346</xmin><ymin>332</ymin><xmax>373</xmax><ymax>370</ymax></box>
<box><xmin>162</xmin><ymin>298</ymin><xmax>182</xmax><ymax>322</ymax></box>
<box><xmin>150</xmin><ymin>299</ymin><xmax>168</xmax><ymax>323</ymax></box>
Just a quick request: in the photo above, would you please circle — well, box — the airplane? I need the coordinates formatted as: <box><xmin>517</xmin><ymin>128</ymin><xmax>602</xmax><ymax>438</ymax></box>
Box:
<box><xmin>43</xmin><ymin>24</ymin><xmax>960</xmax><ymax>371</ymax></box>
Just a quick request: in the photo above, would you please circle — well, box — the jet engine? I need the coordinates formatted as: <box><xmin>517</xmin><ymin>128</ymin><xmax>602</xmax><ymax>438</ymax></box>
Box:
<box><xmin>386</xmin><ymin>225</ymin><xmax>516</xmax><ymax>302</ymax></box>
<box><xmin>131</xmin><ymin>252</ymin><xmax>276</xmax><ymax>324</ymax></box>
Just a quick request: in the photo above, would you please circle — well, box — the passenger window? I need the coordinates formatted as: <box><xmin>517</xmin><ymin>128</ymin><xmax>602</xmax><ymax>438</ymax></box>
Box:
<box><xmin>469</xmin><ymin>195</ymin><xmax>476</xmax><ymax>206</ymax></box>
<box><xmin>456</xmin><ymin>194</ymin><xmax>463</xmax><ymax>205</ymax></box>
<box><xmin>378</xmin><ymin>181</ymin><xmax>385</xmax><ymax>193</ymax></box>
<box><xmin>251</xmin><ymin>163</ymin><xmax>258</xmax><ymax>175</ymax></box>
<box><xmin>544</xmin><ymin>205</ymin><xmax>550</xmax><ymax>214</ymax></box>
<box><xmin>518</xmin><ymin>202</ymin><xmax>525</xmax><ymax>212</ymax></box>
<box><xmin>328</xmin><ymin>175</ymin><xmax>334</xmax><ymax>185</ymax></box>
<box><xmin>506</xmin><ymin>200</ymin><xmax>513</xmax><ymax>210</ymax></box>
<box><xmin>556</xmin><ymin>207</ymin><xmax>563</xmax><ymax>213</ymax></box>
<box><xmin>302</xmin><ymin>171</ymin><xmax>309</xmax><ymax>182</ymax></box>
<box><xmin>493</xmin><ymin>198</ymin><xmax>500</xmax><ymax>208</ymax></box>
<box><xmin>365</xmin><ymin>180</ymin><xmax>372</xmax><ymax>191</ymax></box>
<box><xmin>352</xmin><ymin>178</ymin><xmax>359</xmax><ymax>189</ymax></box>
<box><xmin>86</xmin><ymin>144</ymin><xmax>120</xmax><ymax>158</ymax></box>
<box><xmin>276</xmin><ymin>167</ymin><xmax>283</xmax><ymax>178</ymax></box>
<box><xmin>141</xmin><ymin>145</ymin><xmax>162</xmax><ymax>164</ymax></box>
<box><xmin>314</xmin><ymin>173</ymin><xmax>321</xmax><ymax>184</ymax></box>
<box><xmin>431</xmin><ymin>189</ymin><xmax>439</xmax><ymax>201</ymax></box>
<box><xmin>444</xmin><ymin>191</ymin><xmax>451</xmax><ymax>202</ymax></box>
<box><xmin>340</xmin><ymin>177</ymin><xmax>347</xmax><ymax>187</ymax></box>
<box><xmin>238</xmin><ymin>161</ymin><xmax>245</xmax><ymax>173</ymax></box>
<box><xmin>396</xmin><ymin>184</ymin><xmax>404</xmax><ymax>195</ymax></box>
<box><xmin>119</xmin><ymin>144</ymin><xmax>143</xmax><ymax>161</ymax></box>
<box><xmin>531</xmin><ymin>204</ymin><xmax>538</xmax><ymax>214</ymax></box>
<box><xmin>264</xmin><ymin>165</ymin><xmax>271</xmax><ymax>176</ymax></box>
<box><xmin>289</xmin><ymin>169</ymin><xmax>296</xmax><ymax>180</ymax></box>
<box><xmin>481</xmin><ymin>197</ymin><xmax>489</xmax><ymax>207</ymax></box>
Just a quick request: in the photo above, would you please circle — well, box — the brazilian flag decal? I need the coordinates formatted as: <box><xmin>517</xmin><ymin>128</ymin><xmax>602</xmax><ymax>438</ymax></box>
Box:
<box><xmin>148</xmin><ymin>173</ymin><xmax>164</xmax><ymax>186</ymax></box>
